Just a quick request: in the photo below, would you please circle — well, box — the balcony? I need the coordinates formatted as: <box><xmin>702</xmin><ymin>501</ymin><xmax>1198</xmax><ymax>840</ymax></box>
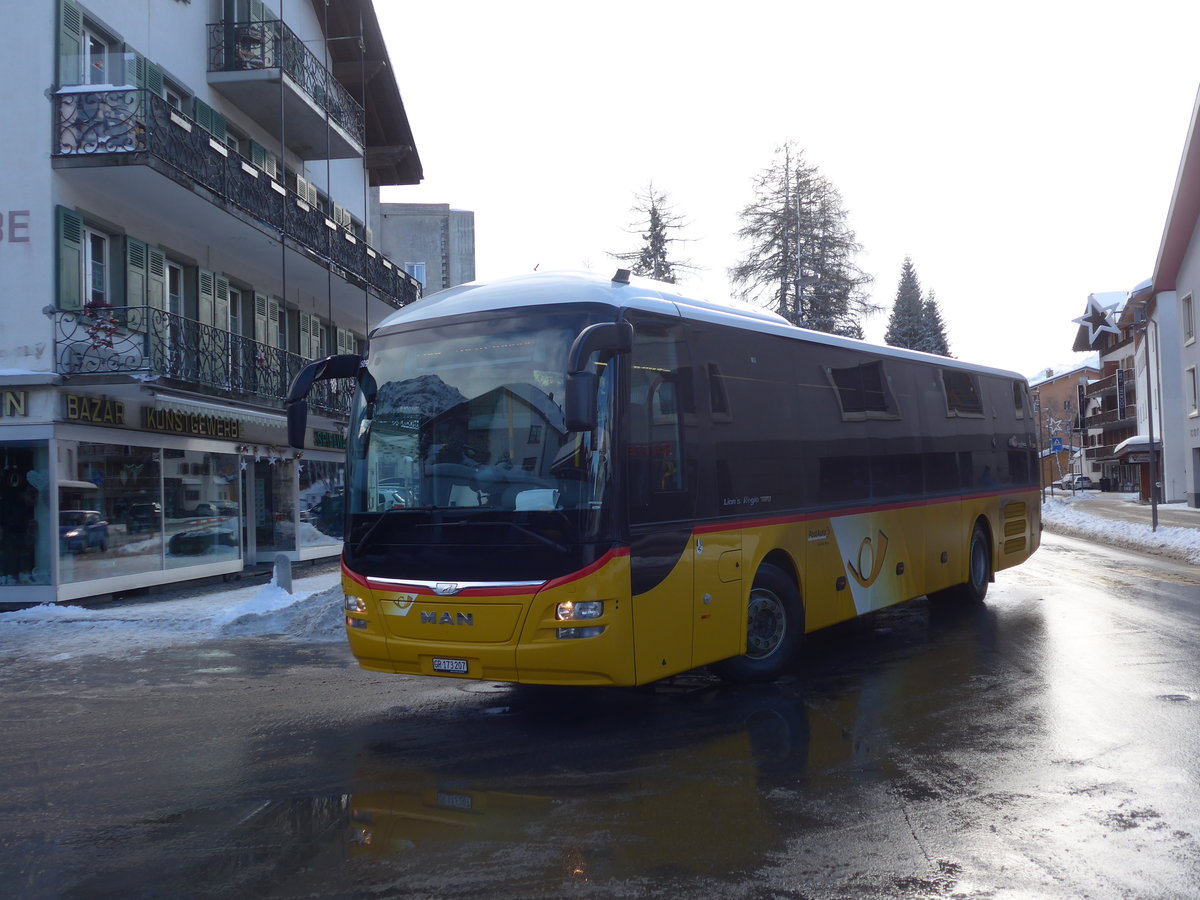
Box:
<box><xmin>1083</xmin><ymin>405</ymin><xmax>1137</xmax><ymax>430</ymax></box>
<box><xmin>207</xmin><ymin>19</ymin><xmax>364</xmax><ymax>160</ymax></box>
<box><xmin>53</xmin><ymin>87</ymin><xmax>419</xmax><ymax>310</ymax></box>
<box><xmin>1084</xmin><ymin>369</ymin><xmax>1135</xmax><ymax>398</ymax></box>
<box><xmin>51</xmin><ymin>306</ymin><xmax>352</xmax><ymax>419</ymax></box>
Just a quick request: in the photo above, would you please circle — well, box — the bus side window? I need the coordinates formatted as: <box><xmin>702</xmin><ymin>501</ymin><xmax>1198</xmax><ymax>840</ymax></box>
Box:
<box><xmin>627</xmin><ymin>316</ymin><xmax>693</xmax><ymax>524</ymax></box>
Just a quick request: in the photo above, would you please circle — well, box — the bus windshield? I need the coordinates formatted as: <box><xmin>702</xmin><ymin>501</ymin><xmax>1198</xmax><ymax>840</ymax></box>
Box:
<box><xmin>346</xmin><ymin>309</ymin><xmax>615</xmax><ymax>549</ymax></box>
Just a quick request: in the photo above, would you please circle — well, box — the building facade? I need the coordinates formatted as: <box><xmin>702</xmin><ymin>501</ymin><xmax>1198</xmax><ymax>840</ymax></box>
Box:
<box><xmin>1151</xmin><ymin>84</ymin><xmax>1200</xmax><ymax>507</ymax></box>
<box><xmin>377</xmin><ymin>203</ymin><xmax>476</xmax><ymax>292</ymax></box>
<box><xmin>2</xmin><ymin>0</ymin><xmax>422</xmax><ymax>602</ymax></box>
<box><xmin>1029</xmin><ymin>361</ymin><xmax>1100</xmax><ymax>488</ymax></box>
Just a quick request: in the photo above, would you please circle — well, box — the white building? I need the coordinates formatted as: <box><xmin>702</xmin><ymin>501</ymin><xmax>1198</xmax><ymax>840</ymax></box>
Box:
<box><xmin>1152</xmin><ymin>84</ymin><xmax>1200</xmax><ymax>507</ymax></box>
<box><xmin>1</xmin><ymin>0</ymin><xmax>422</xmax><ymax>602</ymax></box>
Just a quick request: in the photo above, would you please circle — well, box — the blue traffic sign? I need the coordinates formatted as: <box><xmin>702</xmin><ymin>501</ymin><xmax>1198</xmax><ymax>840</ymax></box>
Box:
<box><xmin>1050</xmin><ymin>437</ymin><xmax>1063</xmax><ymax>453</ymax></box>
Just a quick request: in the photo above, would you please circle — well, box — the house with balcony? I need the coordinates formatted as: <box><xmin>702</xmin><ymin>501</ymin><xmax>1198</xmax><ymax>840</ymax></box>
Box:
<box><xmin>2</xmin><ymin>0</ymin><xmax>423</xmax><ymax>603</ymax></box>
<box><xmin>1151</xmin><ymin>84</ymin><xmax>1200</xmax><ymax>507</ymax></box>
<box><xmin>1070</xmin><ymin>284</ymin><xmax>1186</xmax><ymax>501</ymax></box>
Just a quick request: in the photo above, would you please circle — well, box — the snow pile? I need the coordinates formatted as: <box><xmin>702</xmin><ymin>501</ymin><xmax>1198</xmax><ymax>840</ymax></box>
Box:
<box><xmin>0</xmin><ymin>570</ymin><xmax>343</xmax><ymax>662</ymax></box>
<box><xmin>217</xmin><ymin>581</ymin><xmax>345</xmax><ymax>640</ymax></box>
<box><xmin>1041</xmin><ymin>494</ymin><xmax>1200</xmax><ymax>564</ymax></box>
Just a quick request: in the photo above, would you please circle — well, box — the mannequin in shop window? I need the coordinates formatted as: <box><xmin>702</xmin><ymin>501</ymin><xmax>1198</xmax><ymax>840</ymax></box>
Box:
<box><xmin>0</xmin><ymin>461</ymin><xmax>38</xmax><ymax>585</ymax></box>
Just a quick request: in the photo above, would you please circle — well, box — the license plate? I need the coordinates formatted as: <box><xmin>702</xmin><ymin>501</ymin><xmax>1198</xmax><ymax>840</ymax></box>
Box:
<box><xmin>432</xmin><ymin>657</ymin><xmax>469</xmax><ymax>674</ymax></box>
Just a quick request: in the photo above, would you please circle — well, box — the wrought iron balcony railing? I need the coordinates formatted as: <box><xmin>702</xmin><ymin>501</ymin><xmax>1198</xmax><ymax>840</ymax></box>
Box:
<box><xmin>207</xmin><ymin>19</ymin><xmax>365</xmax><ymax>145</ymax></box>
<box><xmin>51</xmin><ymin>305</ymin><xmax>353</xmax><ymax>418</ymax></box>
<box><xmin>54</xmin><ymin>87</ymin><xmax>419</xmax><ymax>309</ymax></box>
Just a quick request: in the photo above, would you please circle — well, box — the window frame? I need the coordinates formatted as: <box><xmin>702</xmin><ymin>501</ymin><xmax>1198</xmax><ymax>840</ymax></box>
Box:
<box><xmin>1187</xmin><ymin>366</ymin><xmax>1199</xmax><ymax>417</ymax></box>
<box><xmin>82</xmin><ymin>225</ymin><xmax>110</xmax><ymax>307</ymax></box>
<box><xmin>1183</xmin><ymin>293</ymin><xmax>1195</xmax><ymax>346</ymax></box>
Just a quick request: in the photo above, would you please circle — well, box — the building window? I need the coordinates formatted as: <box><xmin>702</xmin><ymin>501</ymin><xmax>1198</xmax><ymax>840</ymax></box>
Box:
<box><xmin>1184</xmin><ymin>294</ymin><xmax>1195</xmax><ymax>345</ymax></box>
<box><xmin>84</xmin><ymin>30</ymin><xmax>109</xmax><ymax>83</ymax></box>
<box><xmin>1188</xmin><ymin>367</ymin><xmax>1199</xmax><ymax>416</ymax></box>
<box><xmin>83</xmin><ymin>227</ymin><xmax>109</xmax><ymax>307</ymax></box>
<box><xmin>404</xmin><ymin>262</ymin><xmax>426</xmax><ymax>287</ymax></box>
<box><xmin>167</xmin><ymin>261</ymin><xmax>184</xmax><ymax>316</ymax></box>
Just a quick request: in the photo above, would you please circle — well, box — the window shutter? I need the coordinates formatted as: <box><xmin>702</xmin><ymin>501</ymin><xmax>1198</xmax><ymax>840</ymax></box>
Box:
<box><xmin>253</xmin><ymin>292</ymin><xmax>269</xmax><ymax>342</ymax></box>
<box><xmin>58</xmin><ymin>0</ymin><xmax>84</xmax><ymax>86</ymax></box>
<box><xmin>125</xmin><ymin>236</ymin><xmax>147</xmax><ymax>332</ymax></box>
<box><xmin>268</xmin><ymin>297</ymin><xmax>281</xmax><ymax>349</ymax></box>
<box><xmin>299</xmin><ymin>312</ymin><xmax>312</xmax><ymax>359</ymax></box>
<box><xmin>336</xmin><ymin>327</ymin><xmax>356</xmax><ymax>356</ymax></box>
<box><xmin>250</xmin><ymin>141</ymin><xmax>278</xmax><ymax>179</ymax></box>
<box><xmin>214</xmin><ymin>275</ymin><xmax>230</xmax><ymax>330</ymax></box>
<box><xmin>198</xmin><ymin>269</ymin><xmax>215</xmax><ymax>326</ymax></box>
<box><xmin>130</xmin><ymin>51</ymin><xmax>164</xmax><ymax>96</ymax></box>
<box><xmin>192</xmin><ymin>98</ymin><xmax>227</xmax><ymax>142</ymax></box>
<box><xmin>147</xmin><ymin>247</ymin><xmax>166</xmax><ymax>311</ymax></box>
<box><xmin>56</xmin><ymin>205</ymin><xmax>84</xmax><ymax>310</ymax></box>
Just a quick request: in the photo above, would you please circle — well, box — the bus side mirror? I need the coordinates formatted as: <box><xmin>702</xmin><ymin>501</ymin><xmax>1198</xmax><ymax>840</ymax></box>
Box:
<box><xmin>565</xmin><ymin>371</ymin><xmax>598</xmax><ymax>432</ymax></box>
<box><xmin>285</xmin><ymin>353</ymin><xmax>363</xmax><ymax>449</ymax></box>
<box><xmin>564</xmin><ymin>322</ymin><xmax>632</xmax><ymax>432</ymax></box>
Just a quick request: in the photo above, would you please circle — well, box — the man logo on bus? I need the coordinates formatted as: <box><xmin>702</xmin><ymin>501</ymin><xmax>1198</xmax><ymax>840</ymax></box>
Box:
<box><xmin>848</xmin><ymin>530</ymin><xmax>889</xmax><ymax>588</ymax></box>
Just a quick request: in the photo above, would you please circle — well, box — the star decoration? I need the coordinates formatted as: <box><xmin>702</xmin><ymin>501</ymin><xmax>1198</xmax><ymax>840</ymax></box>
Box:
<box><xmin>1072</xmin><ymin>295</ymin><xmax>1121</xmax><ymax>347</ymax></box>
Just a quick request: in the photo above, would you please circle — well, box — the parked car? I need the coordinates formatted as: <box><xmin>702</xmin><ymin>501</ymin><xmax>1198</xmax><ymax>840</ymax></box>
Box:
<box><xmin>124</xmin><ymin>501</ymin><xmax>162</xmax><ymax>534</ymax></box>
<box><xmin>59</xmin><ymin>510</ymin><xmax>108</xmax><ymax>553</ymax></box>
<box><xmin>1060</xmin><ymin>474</ymin><xmax>1093</xmax><ymax>490</ymax></box>
<box><xmin>188</xmin><ymin>502</ymin><xmax>237</xmax><ymax>518</ymax></box>
<box><xmin>168</xmin><ymin>526</ymin><xmax>238</xmax><ymax>556</ymax></box>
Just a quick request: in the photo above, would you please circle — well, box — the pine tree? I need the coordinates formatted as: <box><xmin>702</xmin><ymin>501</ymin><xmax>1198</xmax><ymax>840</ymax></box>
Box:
<box><xmin>919</xmin><ymin>290</ymin><xmax>951</xmax><ymax>356</ymax></box>
<box><xmin>884</xmin><ymin>257</ymin><xmax>925</xmax><ymax>350</ymax></box>
<box><xmin>609</xmin><ymin>185</ymin><xmax>695</xmax><ymax>284</ymax></box>
<box><xmin>730</xmin><ymin>142</ymin><xmax>874</xmax><ymax>336</ymax></box>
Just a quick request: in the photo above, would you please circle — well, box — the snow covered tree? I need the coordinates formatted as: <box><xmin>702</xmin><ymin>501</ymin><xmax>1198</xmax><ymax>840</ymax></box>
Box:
<box><xmin>609</xmin><ymin>185</ymin><xmax>695</xmax><ymax>284</ymax></box>
<box><xmin>730</xmin><ymin>142</ymin><xmax>874</xmax><ymax>336</ymax></box>
<box><xmin>884</xmin><ymin>257</ymin><xmax>925</xmax><ymax>350</ymax></box>
<box><xmin>919</xmin><ymin>290</ymin><xmax>952</xmax><ymax>356</ymax></box>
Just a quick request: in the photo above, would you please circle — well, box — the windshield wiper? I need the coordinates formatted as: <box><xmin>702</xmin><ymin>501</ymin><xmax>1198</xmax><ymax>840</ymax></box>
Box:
<box><xmin>417</xmin><ymin>519</ymin><xmax>569</xmax><ymax>553</ymax></box>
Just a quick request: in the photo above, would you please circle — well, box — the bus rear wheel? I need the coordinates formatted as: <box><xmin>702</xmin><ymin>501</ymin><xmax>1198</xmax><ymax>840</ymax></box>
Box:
<box><xmin>712</xmin><ymin>563</ymin><xmax>803</xmax><ymax>684</ymax></box>
<box><xmin>931</xmin><ymin>522</ymin><xmax>990</xmax><ymax>604</ymax></box>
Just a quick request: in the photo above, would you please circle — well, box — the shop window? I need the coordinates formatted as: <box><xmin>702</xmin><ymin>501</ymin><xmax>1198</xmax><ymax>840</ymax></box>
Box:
<box><xmin>299</xmin><ymin>459</ymin><xmax>345</xmax><ymax>548</ymax></box>
<box><xmin>0</xmin><ymin>443</ymin><xmax>51</xmax><ymax>586</ymax></box>
<box><xmin>165</xmin><ymin>448</ymin><xmax>241</xmax><ymax>568</ymax></box>
<box><xmin>59</xmin><ymin>442</ymin><xmax>162</xmax><ymax>584</ymax></box>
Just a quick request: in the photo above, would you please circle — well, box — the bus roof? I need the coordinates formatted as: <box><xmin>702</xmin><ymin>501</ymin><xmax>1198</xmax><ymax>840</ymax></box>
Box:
<box><xmin>373</xmin><ymin>270</ymin><xmax>1025</xmax><ymax>382</ymax></box>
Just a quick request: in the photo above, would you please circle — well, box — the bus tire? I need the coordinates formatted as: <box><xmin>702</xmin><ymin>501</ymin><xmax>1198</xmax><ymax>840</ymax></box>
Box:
<box><xmin>932</xmin><ymin>522</ymin><xmax>990</xmax><ymax>604</ymax></box>
<box><xmin>712</xmin><ymin>563</ymin><xmax>803</xmax><ymax>684</ymax></box>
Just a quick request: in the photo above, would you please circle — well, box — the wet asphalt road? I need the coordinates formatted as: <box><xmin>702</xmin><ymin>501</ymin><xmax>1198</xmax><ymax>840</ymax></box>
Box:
<box><xmin>2</xmin><ymin>533</ymin><xmax>1199</xmax><ymax>899</ymax></box>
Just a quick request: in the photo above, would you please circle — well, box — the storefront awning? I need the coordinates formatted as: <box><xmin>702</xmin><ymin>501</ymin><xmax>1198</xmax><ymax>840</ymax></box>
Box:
<box><xmin>154</xmin><ymin>395</ymin><xmax>287</xmax><ymax>430</ymax></box>
<box><xmin>1113</xmin><ymin>435</ymin><xmax>1162</xmax><ymax>457</ymax></box>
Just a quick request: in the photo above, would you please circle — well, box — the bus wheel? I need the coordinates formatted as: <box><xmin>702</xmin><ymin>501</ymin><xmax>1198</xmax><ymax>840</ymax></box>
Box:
<box><xmin>933</xmin><ymin>522</ymin><xmax>990</xmax><ymax>604</ymax></box>
<box><xmin>712</xmin><ymin>564</ymin><xmax>803</xmax><ymax>684</ymax></box>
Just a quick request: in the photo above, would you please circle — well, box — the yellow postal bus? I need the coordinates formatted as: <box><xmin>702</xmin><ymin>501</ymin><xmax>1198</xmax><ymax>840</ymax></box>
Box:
<box><xmin>287</xmin><ymin>270</ymin><xmax>1040</xmax><ymax>686</ymax></box>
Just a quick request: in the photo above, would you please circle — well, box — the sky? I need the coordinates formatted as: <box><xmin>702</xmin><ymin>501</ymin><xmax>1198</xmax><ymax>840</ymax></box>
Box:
<box><xmin>376</xmin><ymin>1</ymin><xmax>1200</xmax><ymax>380</ymax></box>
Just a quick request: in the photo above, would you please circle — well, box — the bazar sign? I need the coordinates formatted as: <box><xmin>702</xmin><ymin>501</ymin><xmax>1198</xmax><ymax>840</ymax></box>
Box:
<box><xmin>141</xmin><ymin>407</ymin><xmax>241</xmax><ymax>438</ymax></box>
<box><xmin>65</xmin><ymin>394</ymin><xmax>125</xmax><ymax>425</ymax></box>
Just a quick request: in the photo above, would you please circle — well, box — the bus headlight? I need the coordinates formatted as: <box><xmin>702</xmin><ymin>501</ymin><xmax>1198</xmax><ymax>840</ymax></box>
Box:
<box><xmin>556</xmin><ymin>600</ymin><xmax>602</xmax><ymax>621</ymax></box>
<box><xmin>344</xmin><ymin>594</ymin><xmax>367</xmax><ymax>613</ymax></box>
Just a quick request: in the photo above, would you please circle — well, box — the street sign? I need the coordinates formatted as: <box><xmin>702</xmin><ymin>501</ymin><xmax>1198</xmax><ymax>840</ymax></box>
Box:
<box><xmin>1050</xmin><ymin>437</ymin><xmax>1063</xmax><ymax>453</ymax></box>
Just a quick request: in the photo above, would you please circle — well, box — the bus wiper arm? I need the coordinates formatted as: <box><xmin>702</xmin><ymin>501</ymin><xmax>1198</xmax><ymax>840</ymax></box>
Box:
<box><xmin>353</xmin><ymin>506</ymin><xmax>418</xmax><ymax>556</ymax></box>
<box><xmin>418</xmin><ymin>519</ymin><xmax>569</xmax><ymax>554</ymax></box>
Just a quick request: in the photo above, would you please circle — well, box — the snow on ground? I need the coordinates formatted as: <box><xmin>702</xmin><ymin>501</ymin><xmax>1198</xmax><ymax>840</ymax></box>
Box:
<box><xmin>1041</xmin><ymin>492</ymin><xmax>1200</xmax><ymax>565</ymax></box>
<box><xmin>0</xmin><ymin>570</ymin><xmax>343</xmax><ymax>663</ymax></box>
